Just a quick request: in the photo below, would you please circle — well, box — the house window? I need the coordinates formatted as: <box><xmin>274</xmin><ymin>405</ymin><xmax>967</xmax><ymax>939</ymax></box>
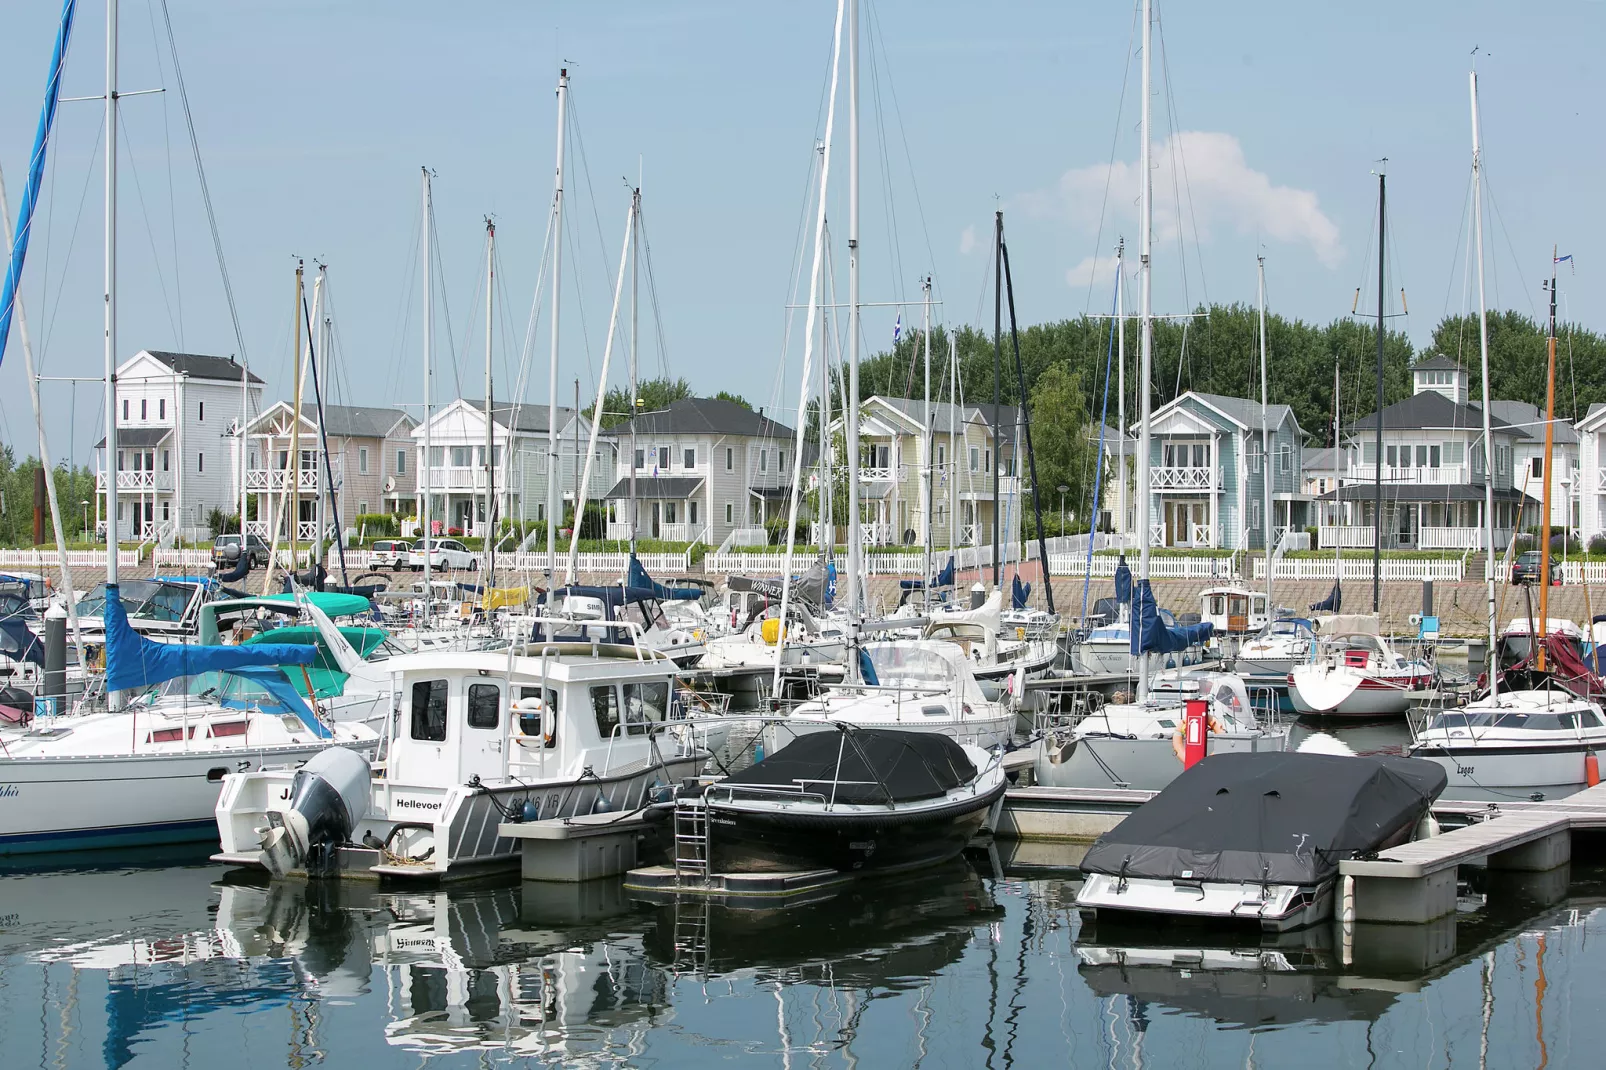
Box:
<box><xmin>140</xmin><ymin>399</ymin><xmax>148</xmax><ymax>420</ymax></box>
<box><xmin>1248</xmin><ymin>441</ymin><xmax>1262</xmax><ymax>473</ymax></box>
<box><xmin>450</xmin><ymin>446</ymin><xmax>471</xmax><ymax>467</ymax></box>
<box><xmin>359</xmin><ymin>448</ymin><xmax>369</xmax><ymax>474</ymax></box>
<box><xmin>725</xmin><ymin>502</ymin><xmax>734</xmax><ymax>525</ymax></box>
<box><xmin>938</xmin><ymin>444</ymin><xmax>945</xmax><ymax>468</ymax></box>
<box><xmin>162</xmin><ymin>450</ymin><xmax>170</xmax><ymax>472</ymax></box>
<box><xmin>122</xmin><ymin>399</ymin><xmax>129</xmax><ymax>421</ymax></box>
<box><xmin>197</xmin><ymin>453</ymin><xmax>205</xmax><ymax>472</ymax></box>
<box><xmin>725</xmin><ymin>446</ymin><xmax>734</xmax><ymax>471</ymax></box>
<box><xmin>778</xmin><ymin>450</ymin><xmax>786</xmax><ymax>472</ymax></box>
<box><xmin>1444</xmin><ymin>441</ymin><xmax>1464</xmax><ymax>465</ymax></box>
<box><xmin>665</xmin><ymin>502</ymin><xmax>678</xmax><ymax>524</ymax></box>
<box><xmin>467</xmin><ymin>683</ymin><xmax>501</xmax><ymax>730</ymax></box>
<box><xmin>396</xmin><ymin>449</ymin><xmax>407</xmax><ymax>474</ymax></box>
<box><xmin>537</xmin><ymin>503</ymin><xmax>546</xmax><ymax>522</ymax></box>
<box><xmin>1251</xmin><ymin>501</ymin><xmax>1262</xmax><ymax>528</ymax></box>
<box><xmin>634</xmin><ymin>448</ymin><xmax>645</xmax><ymax>470</ymax></box>
<box><xmin>1415</xmin><ymin>445</ymin><xmax>1428</xmax><ymax>467</ymax></box>
<box><xmin>428</xmin><ymin>446</ymin><xmax>444</xmax><ymax>467</ymax></box>
<box><xmin>1429</xmin><ymin>445</ymin><xmax>1441</xmax><ymax>468</ymax></box>
<box><xmin>689</xmin><ymin>501</ymin><xmax>698</xmax><ymax>526</ymax></box>
<box><xmin>985</xmin><ymin>450</ymin><xmax>991</xmax><ymax>474</ymax></box>
<box><xmin>1532</xmin><ymin>456</ymin><xmax>1544</xmax><ymax>478</ymax></box>
<box><xmin>657</xmin><ymin>446</ymin><xmax>670</xmax><ymax>470</ymax></box>
<box><xmin>198</xmin><ymin>401</ymin><xmax>205</xmax><ymax>422</ymax></box>
<box><xmin>970</xmin><ymin>447</ymin><xmax>980</xmax><ymax>472</ymax></box>
<box><xmin>751</xmin><ymin>500</ymin><xmax>762</xmax><ymax>524</ymax></box>
<box><xmin>759</xmin><ymin>449</ymin><xmax>768</xmax><ymax>473</ymax></box>
<box><xmin>1278</xmin><ymin>444</ymin><xmax>1291</xmax><ymax>473</ymax></box>
<box><xmin>683</xmin><ymin>447</ymin><xmax>695</xmax><ymax>469</ymax></box>
<box><xmin>158</xmin><ymin>398</ymin><xmax>166</xmax><ymax>420</ymax></box>
<box><xmin>410</xmin><ymin>679</ymin><xmax>449</xmax><ymax>742</ymax></box>
<box><xmin>358</xmin><ymin>500</ymin><xmax>369</xmax><ymax>515</ymax></box>
<box><xmin>162</xmin><ymin>501</ymin><xmax>170</xmax><ymax>521</ymax></box>
<box><xmin>276</xmin><ymin>449</ymin><xmax>289</xmax><ymax>470</ymax></box>
<box><xmin>1386</xmin><ymin>445</ymin><xmax>1398</xmax><ymax>468</ymax></box>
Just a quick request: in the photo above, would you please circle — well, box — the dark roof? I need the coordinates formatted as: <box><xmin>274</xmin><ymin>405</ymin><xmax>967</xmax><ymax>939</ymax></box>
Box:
<box><xmin>319</xmin><ymin>404</ymin><xmax>412</xmax><ymax>438</ymax></box>
<box><xmin>1348</xmin><ymin>390</ymin><xmax>1524</xmax><ymax>437</ymax></box>
<box><xmin>1302</xmin><ymin>447</ymin><xmax>1340</xmax><ymax>473</ymax></box>
<box><xmin>1413</xmin><ymin>354</ymin><xmax>1464</xmax><ymax>372</ymax></box>
<box><xmin>445</xmin><ymin>401</ymin><xmax>584</xmax><ymax>435</ymax></box>
<box><xmin>613</xmin><ymin>397</ymin><xmax>793</xmax><ymax>439</ymax></box>
<box><xmin>971</xmin><ymin>402</ymin><xmax>1021</xmax><ymax>444</ymax></box>
<box><xmin>1480</xmin><ymin>400</ymin><xmax>1578</xmax><ymax>445</ymax></box>
<box><xmin>602</xmin><ymin>476</ymin><xmax>704</xmax><ymax>500</ymax></box>
<box><xmin>1314</xmin><ymin>483</ymin><xmax>1528</xmax><ymax>503</ymax></box>
<box><xmin>143</xmin><ymin>350</ymin><xmax>263</xmax><ymax>384</ymax></box>
<box><xmin>1190</xmin><ymin>392</ymin><xmax>1297</xmax><ymax>432</ymax></box>
<box><xmin>96</xmin><ymin>428</ymin><xmax>171</xmax><ymax>448</ymax></box>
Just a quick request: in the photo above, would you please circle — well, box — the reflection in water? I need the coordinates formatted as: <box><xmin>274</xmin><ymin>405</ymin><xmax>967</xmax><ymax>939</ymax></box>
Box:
<box><xmin>1</xmin><ymin>856</ymin><xmax>1606</xmax><ymax>1066</ymax></box>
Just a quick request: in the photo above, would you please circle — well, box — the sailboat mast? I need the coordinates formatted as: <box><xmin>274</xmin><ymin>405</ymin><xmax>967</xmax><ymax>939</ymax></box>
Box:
<box><xmin>309</xmin><ymin>267</ymin><xmax>325</xmax><ymax>573</ymax></box>
<box><xmin>922</xmin><ymin>274</ymin><xmax>932</xmax><ymax>593</ymax></box>
<box><xmin>1333</xmin><ymin>360</ymin><xmax>1341</xmax><ymax>573</ymax></box>
<box><xmin>421</xmin><ymin>169</ymin><xmax>433</xmax><ymax>599</ymax></box>
<box><xmin>1470</xmin><ymin>70</ymin><xmax>1498</xmax><ymax>697</ymax></box>
<box><xmin>993</xmin><ymin>210</ymin><xmax>1003</xmax><ymax>590</ymax></box>
<box><xmin>1258</xmin><ymin>256</ymin><xmax>1273</xmax><ymax>610</ymax></box>
<box><xmin>1372</xmin><ymin>171</ymin><xmax>1386</xmax><ymax>615</ymax></box>
<box><xmin>949</xmin><ymin>333</ymin><xmax>958</xmax><ymax>556</ymax></box>
<box><xmin>547</xmin><ymin>69</ymin><xmax>568</xmax><ymax>584</ymax></box>
<box><xmin>628</xmin><ymin>185</ymin><xmax>640</xmax><ymax>553</ymax></box>
<box><xmin>1136</xmin><ymin>0</ymin><xmax>1154</xmax><ymax>697</ymax></box>
<box><xmin>484</xmin><ymin>218</ymin><xmax>496</xmax><ymax>581</ymax></box>
<box><xmin>1538</xmin><ymin>252</ymin><xmax>1558</xmax><ymax>646</ymax></box>
<box><xmin>844</xmin><ymin>0</ymin><xmax>862</xmax><ymax>621</ymax></box>
<box><xmin>103</xmin><ymin>0</ymin><xmax>120</xmax><ymax>588</ymax></box>
<box><xmin>1116</xmin><ymin>238</ymin><xmax>1126</xmax><ymax>540</ymax></box>
<box><xmin>288</xmin><ymin>261</ymin><xmax>304</xmax><ymax>574</ymax></box>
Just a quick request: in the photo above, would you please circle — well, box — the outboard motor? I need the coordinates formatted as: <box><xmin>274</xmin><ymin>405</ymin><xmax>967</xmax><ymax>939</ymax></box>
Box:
<box><xmin>260</xmin><ymin>746</ymin><xmax>371</xmax><ymax>878</ymax></box>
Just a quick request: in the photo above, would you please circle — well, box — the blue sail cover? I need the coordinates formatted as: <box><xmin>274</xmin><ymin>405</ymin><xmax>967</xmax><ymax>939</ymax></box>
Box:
<box><xmin>1011</xmin><ymin>574</ymin><xmax>1032</xmax><ymax>610</ymax></box>
<box><xmin>824</xmin><ymin>560</ymin><xmax>837</xmax><ymax>607</ymax></box>
<box><xmin>1129</xmin><ymin>578</ymin><xmax>1213</xmax><ymax>655</ymax></box>
<box><xmin>625</xmin><ymin>554</ymin><xmax>705</xmax><ymax>602</ymax></box>
<box><xmin>1310</xmin><ymin>581</ymin><xmax>1343</xmax><ymax>613</ymax></box>
<box><xmin>899</xmin><ymin>555</ymin><xmax>956</xmax><ymax>592</ymax></box>
<box><xmin>1113</xmin><ymin>558</ymin><xmax>1133</xmax><ymax>604</ymax></box>
<box><xmin>103</xmin><ymin>583</ymin><xmax>317</xmax><ymax>694</ymax></box>
<box><xmin>0</xmin><ymin>617</ymin><xmax>43</xmax><ymax>666</ymax></box>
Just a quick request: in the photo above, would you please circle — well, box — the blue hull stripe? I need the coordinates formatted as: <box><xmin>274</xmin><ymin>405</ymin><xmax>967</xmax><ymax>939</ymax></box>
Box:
<box><xmin>0</xmin><ymin>819</ymin><xmax>217</xmax><ymax>855</ymax></box>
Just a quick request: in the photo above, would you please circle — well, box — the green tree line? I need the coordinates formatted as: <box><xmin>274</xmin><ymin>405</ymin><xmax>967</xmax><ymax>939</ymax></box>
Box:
<box><xmin>0</xmin><ymin>447</ymin><xmax>100</xmax><ymax>546</ymax></box>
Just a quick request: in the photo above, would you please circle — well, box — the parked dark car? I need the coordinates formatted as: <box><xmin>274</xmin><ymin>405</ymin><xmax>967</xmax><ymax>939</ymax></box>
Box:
<box><xmin>213</xmin><ymin>532</ymin><xmax>270</xmax><ymax>570</ymax></box>
<box><xmin>1510</xmin><ymin>550</ymin><xmax>1557</xmax><ymax>586</ymax></box>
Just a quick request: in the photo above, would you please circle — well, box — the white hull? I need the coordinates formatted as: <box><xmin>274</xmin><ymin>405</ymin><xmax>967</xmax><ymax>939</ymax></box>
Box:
<box><xmin>1287</xmin><ymin>669</ymin><xmax>1427</xmax><ymax>717</ymax></box>
<box><xmin>1034</xmin><ymin>731</ymin><xmax>1289</xmax><ymax>792</ymax></box>
<box><xmin>1412</xmin><ymin>745</ymin><xmax>1594</xmax><ymax>802</ymax></box>
<box><xmin>0</xmin><ymin>741</ymin><xmax>377</xmax><ymax>855</ymax></box>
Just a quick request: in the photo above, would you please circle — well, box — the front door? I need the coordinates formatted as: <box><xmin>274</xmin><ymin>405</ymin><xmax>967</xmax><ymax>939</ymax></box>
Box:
<box><xmin>651</xmin><ymin>502</ymin><xmax>661</xmax><ymax>538</ymax></box>
<box><xmin>459</xmin><ymin>680</ymin><xmax>505</xmax><ymax>784</ymax></box>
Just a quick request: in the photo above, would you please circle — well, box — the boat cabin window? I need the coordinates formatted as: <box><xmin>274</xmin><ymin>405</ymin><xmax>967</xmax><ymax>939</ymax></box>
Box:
<box><xmin>623</xmin><ymin>680</ymin><xmax>670</xmax><ymax>735</ymax></box>
<box><xmin>592</xmin><ymin>684</ymin><xmax>620</xmax><ymax>737</ymax></box>
<box><xmin>1209</xmin><ymin>596</ymin><xmax>1225</xmax><ymax>616</ymax></box>
<box><xmin>467</xmin><ymin>683</ymin><xmax>501</xmax><ymax>730</ymax></box>
<box><xmin>517</xmin><ymin>686</ymin><xmax>559</xmax><ymax>747</ymax></box>
<box><xmin>411</xmin><ymin>679</ymin><xmax>449</xmax><ymax>741</ymax></box>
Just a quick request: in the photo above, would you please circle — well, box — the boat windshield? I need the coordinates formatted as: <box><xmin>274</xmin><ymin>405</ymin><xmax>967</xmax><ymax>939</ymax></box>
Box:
<box><xmin>77</xmin><ymin>579</ymin><xmax>198</xmax><ymax>622</ymax></box>
<box><xmin>867</xmin><ymin>645</ymin><xmax>955</xmax><ymax>690</ymax></box>
<box><xmin>1425</xmin><ymin>706</ymin><xmax>1604</xmax><ymax>732</ymax></box>
<box><xmin>150</xmin><ymin>669</ymin><xmax>308</xmax><ymax>716</ymax></box>
<box><xmin>1260</xmin><ymin>618</ymin><xmax>1312</xmax><ymax>640</ymax></box>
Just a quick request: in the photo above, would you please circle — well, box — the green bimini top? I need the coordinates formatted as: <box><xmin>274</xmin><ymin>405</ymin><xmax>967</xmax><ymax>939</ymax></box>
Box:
<box><xmin>241</xmin><ymin>624</ymin><xmax>388</xmax><ymax>699</ymax></box>
<box><xmin>258</xmin><ymin>591</ymin><xmax>375</xmax><ymax>619</ymax></box>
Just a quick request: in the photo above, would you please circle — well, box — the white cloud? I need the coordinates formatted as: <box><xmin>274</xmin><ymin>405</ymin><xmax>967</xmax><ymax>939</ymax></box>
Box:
<box><xmin>959</xmin><ymin>224</ymin><xmax>977</xmax><ymax>256</ymax></box>
<box><xmin>1064</xmin><ymin>254</ymin><xmax>1121</xmax><ymax>291</ymax></box>
<box><xmin>1017</xmin><ymin>131</ymin><xmax>1342</xmax><ymax>268</ymax></box>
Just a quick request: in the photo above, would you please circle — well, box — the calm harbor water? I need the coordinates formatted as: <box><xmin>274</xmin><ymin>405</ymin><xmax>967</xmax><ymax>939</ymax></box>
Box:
<box><xmin>2</xmin><ymin>842</ymin><xmax>1604</xmax><ymax>1069</ymax></box>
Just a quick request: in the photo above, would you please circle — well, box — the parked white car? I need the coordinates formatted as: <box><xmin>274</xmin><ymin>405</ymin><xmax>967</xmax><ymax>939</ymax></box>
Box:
<box><xmin>408</xmin><ymin>538</ymin><xmax>477</xmax><ymax>571</ymax></box>
<box><xmin>369</xmin><ymin>539</ymin><xmax>413</xmax><ymax>571</ymax></box>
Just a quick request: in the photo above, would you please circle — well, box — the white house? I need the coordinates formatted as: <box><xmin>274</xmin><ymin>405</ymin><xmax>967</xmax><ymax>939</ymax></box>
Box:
<box><xmin>1571</xmin><ymin>403</ymin><xmax>1606</xmax><ymax>544</ymax></box>
<box><xmin>1320</xmin><ymin>356</ymin><xmax>1526</xmax><ymax>550</ymax></box>
<box><xmin>94</xmin><ymin>349</ymin><xmax>263</xmax><ymax>543</ymax></box>
<box><xmin>602</xmin><ymin>397</ymin><xmax>798</xmax><ymax>546</ymax></box>
<box><xmin>1487</xmin><ymin>400</ymin><xmax>1577</xmax><ymax>532</ymax></box>
<box><xmin>1135</xmin><ymin>391</ymin><xmax>1309</xmax><ymax>551</ymax></box>
<box><xmin>411</xmin><ymin>399</ymin><xmax>605</xmax><ymax>537</ymax></box>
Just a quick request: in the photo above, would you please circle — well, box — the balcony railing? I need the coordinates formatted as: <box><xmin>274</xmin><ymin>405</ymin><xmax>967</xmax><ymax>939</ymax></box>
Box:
<box><xmin>1150</xmin><ymin>466</ymin><xmax>1212</xmax><ymax>490</ymax></box>
<box><xmin>1347</xmin><ymin>464</ymin><xmax>1472</xmax><ymax>485</ymax></box>
<box><xmin>96</xmin><ymin>470</ymin><xmax>174</xmax><ymax>493</ymax></box>
<box><xmin>1318</xmin><ymin>524</ymin><xmax>1376</xmax><ymax>549</ymax></box>
<box><xmin>859</xmin><ymin>465</ymin><xmax>895</xmax><ymax>481</ymax></box>
<box><xmin>423</xmin><ymin>466</ymin><xmax>510</xmax><ymax>492</ymax></box>
<box><xmin>246</xmin><ymin>468</ymin><xmax>320</xmax><ymax>492</ymax></box>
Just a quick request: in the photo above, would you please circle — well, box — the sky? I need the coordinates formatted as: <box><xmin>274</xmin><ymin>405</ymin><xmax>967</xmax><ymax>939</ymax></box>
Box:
<box><xmin>1</xmin><ymin>0</ymin><xmax>1603</xmax><ymax>468</ymax></box>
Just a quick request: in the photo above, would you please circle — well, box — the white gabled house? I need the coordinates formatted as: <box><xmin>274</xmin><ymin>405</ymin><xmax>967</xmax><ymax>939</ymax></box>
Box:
<box><xmin>1136</xmin><ymin>391</ymin><xmax>1309</xmax><ymax>551</ymax></box>
<box><xmin>94</xmin><ymin>349</ymin><xmax>264</xmax><ymax>543</ymax></box>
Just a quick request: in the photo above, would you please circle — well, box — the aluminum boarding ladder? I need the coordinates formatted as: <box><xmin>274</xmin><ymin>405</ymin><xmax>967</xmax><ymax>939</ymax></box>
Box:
<box><xmin>672</xmin><ymin>797</ymin><xmax>711</xmax><ymax>882</ymax></box>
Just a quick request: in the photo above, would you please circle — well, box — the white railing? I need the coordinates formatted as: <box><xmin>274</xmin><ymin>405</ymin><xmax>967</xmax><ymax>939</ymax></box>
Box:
<box><xmin>1347</xmin><ymin>464</ymin><xmax>1473</xmax><ymax>485</ymax></box>
<box><xmin>861</xmin><ymin>521</ymin><xmax>894</xmax><ymax>546</ymax></box>
<box><xmin>1560</xmin><ymin>561</ymin><xmax>1606</xmax><ymax>585</ymax></box>
<box><xmin>730</xmin><ymin>527</ymin><xmax>769</xmax><ymax>547</ymax></box>
<box><xmin>705</xmin><ymin>550</ymin><xmax>928</xmax><ymax>576</ymax></box>
<box><xmin>1149</xmin><ymin>524</ymin><xmax>1166</xmax><ymax>546</ymax></box>
<box><xmin>1253</xmin><ymin>557</ymin><xmax>1464</xmax><ymax>582</ymax></box>
<box><xmin>428</xmin><ymin>467</ymin><xmax>497</xmax><ymax>491</ymax></box>
<box><xmin>1318</xmin><ymin>525</ymin><xmax>1376</xmax><ymax>549</ymax></box>
<box><xmin>1191</xmin><ymin>522</ymin><xmax>1213</xmax><ymax>547</ymax></box>
<box><xmin>1048</xmin><ymin>553</ymin><xmax>1239</xmax><ymax>580</ymax></box>
<box><xmin>1150</xmin><ymin>467</ymin><xmax>1212</xmax><ymax>489</ymax></box>
<box><xmin>1418</xmin><ymin>526</ymin><xmax>1487</xmax><ymax>550</ymax></box>
<box><xmin>1276</xmin><ymin>529</ymin><xmax>1312</xmax><ymax>554</ymax></box>
<box><xmin>96</xmin><ymin>470</ymin><xmax>174</xmax><ymax>492</ymax></box>
<box><xmin>658</xmin><ymin>522</ymin><xmax>696</xmax><ymax>542</ymax></box>
<box><xmin>495</xmin><ymin>551</ymin><xmax>692</xmax><ymax>576</ymax></box>
<box><xmin>152</xmin><ymin>549</ymin><xmax>213</xmax><ymax>568</ymax></box>
<box><xmin>0</xmin><ymin>548</ymin><xmax>142</xmax><ymax>568</ymax></box>
<box><xmin>859</xmin><ymin>466</ymin><xmax>895</xmax><ymax>481</ymax></box>
<box><xmin>245</xmin><ymin>468</ymin><xmax>319</xmax><ymax>492</ymax></box>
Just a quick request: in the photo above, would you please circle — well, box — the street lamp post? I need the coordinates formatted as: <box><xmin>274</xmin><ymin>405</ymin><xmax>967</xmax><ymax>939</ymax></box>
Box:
<box><xmin>1057</xmin><ymin>484</ymin><xmax>1069</xmax><ymax>535</ymax></box>
<box><xmin>81</xmin><ymin>500</ymin><xmax>89</xmax><ymax>543</ymax></box>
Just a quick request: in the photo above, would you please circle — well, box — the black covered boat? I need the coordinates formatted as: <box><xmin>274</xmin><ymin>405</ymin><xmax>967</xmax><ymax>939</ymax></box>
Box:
<box><xmin>1076</xmin><ymin>751</ymin><xmax>1447</xmax><ymax>931</ymax></box>
<box><xmin>695</xmin><ymin>728</ymin><xmax>1006</xmax><ymax>876</ymax></box>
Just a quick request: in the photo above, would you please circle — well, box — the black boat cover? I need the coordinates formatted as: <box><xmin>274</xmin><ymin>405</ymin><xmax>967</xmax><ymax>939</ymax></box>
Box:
<box><xmin>1079</xmin><ymin>752</ymin><xmax>1446</xmax><ymax>886</ymax></box>
<box><xmin>725</xmin><ymin>729</ymin><xmax>977</xmax><ymax>805</ymax></box>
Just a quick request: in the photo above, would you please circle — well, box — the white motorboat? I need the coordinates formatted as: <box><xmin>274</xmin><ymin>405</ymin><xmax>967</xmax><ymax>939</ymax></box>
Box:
<box><xmin>1408</xmin><ymin>686</ymin><xmax>1606</xmax><ymax>801</ymax></box>
<box><xmin>213</xmin><ymin>619</ymin><xmax>712</xmax><ymax>881</ymax></box>
<box><xmin>921</xmin><ymin>591</ymin><xmax>1057</xmax><ymax>700</ymax></box>
<box><xmin>767</xmin><ymin>639</ymin><xmax>1015</xmax><ymax>752</ymax></box>
<box><xmin>1287</xmin><ymin>615</ymin><xmax>1434</xmax><ymax>718</ymax></box>
<box><xmin>1034</xmin><ymin>670</ymin><xmax>1290</xmax><ymax>791</ymax></box>
<box><xmin>1234</xmin><ymin>616</ymin><xmax>1316</xmax><ymax>679</ymax></box>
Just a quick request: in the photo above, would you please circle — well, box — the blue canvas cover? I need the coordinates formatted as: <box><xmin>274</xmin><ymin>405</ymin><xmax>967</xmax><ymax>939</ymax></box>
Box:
<box><xmin>1113</xmin><ymin>558</ymin><xmax>1133</xmax><ymax>604</ymax></box>
<box><xmin>103</xmin><ymin>583</ymin><xmax>318</xmax><ymax>694</ymax></box>
<box><xmin>0</xmin><ymin>617</ymin><xmax>43</xmax><ymax>666</ymax></box>
<box><xmin>899</xmin><ymin>556</ymin><xmax>956</xmax><ymax>592</ymax></box>
<box><xmin>1011</xmin><ymin>574</ymin><xmax>1032</xmax><ymax>610</ymax></box>
<box><xmin>625</xmin><ymin>554</ymin><xmax>705</xmax><ymax>602</ymax></box>
<box><xmin>1129</xmin><ymin>578</ymin><xmax>1213</xmax><ymax>655</ymax></box>
<box><xmin>1310</xmin><ymin>582</ymin><xmax>1343</xmax><ymax>613</ymax></box>
<box><xmin>227</xmin><ymin>666</ymin><xmax>331</xmax><ymax>738</ymax></box>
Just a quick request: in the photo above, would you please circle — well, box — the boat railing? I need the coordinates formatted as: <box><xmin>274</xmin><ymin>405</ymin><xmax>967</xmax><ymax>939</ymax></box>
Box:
<box><xmin>1247</xmin><ymin>685</ymin><xmax>1283</xmax><ymax>729</ymax></box>
<box><xmin>704</xmin><ymin>782</ymin><xmax>832</xmax><ymax>806</ymax></box>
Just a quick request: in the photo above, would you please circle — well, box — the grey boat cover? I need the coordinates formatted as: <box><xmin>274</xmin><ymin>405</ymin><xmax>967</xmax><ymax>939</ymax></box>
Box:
<box><xmin>1079</xmin><ymin>752</ymin><xmax>1446</xmax><ymax>886</ymax></box>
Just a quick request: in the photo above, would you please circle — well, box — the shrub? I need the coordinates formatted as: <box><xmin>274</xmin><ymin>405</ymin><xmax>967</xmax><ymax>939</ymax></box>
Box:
<box><xmin>447</xmin><ymin>526</ymin><xmax>463</xmax><ymax>537</ymax></box>
<box><xmin>1590</xmin><ymin>535</ymin><xmax>1606</xmax><ymax>557</ymax></box>
<box><xmin>205</xmin><ymin>507</ymin><xmax>237</xmax><ymax>538</ymax></box>
<box><xmin>355</xmin><ymin>512</ymin><xmax>398</xmax><ymax>539</ymax></box>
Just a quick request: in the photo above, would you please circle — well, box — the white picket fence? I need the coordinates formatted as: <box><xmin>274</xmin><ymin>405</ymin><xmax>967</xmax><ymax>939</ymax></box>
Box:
<box><xmin>1047</xmin><ymin>553</ymin><xmax>1240</xmax><ymax>580</ymax></box>
<box><xmin>152</xmin><ymin>549</ymin><xmax>215</xmax><ymax>568</ymax></box>
<box><xmin>0</xmin><ymin>549</ymin><xmax>141</xmax><ymax>569</ymax></box>
<box><xmin>1254</xmin><ymin>557</ymin><xmax>1464</xmax><ymax>583</ymax></box>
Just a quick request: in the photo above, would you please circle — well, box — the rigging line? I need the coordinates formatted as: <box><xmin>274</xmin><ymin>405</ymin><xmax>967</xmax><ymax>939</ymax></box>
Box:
<box><xmin>383</xmin><ymin>201</ymin><xmax>423</xmax><ymax>408</ymax></box>
<box><xmin>39</xmin><ymin>119</ymin><xmax>105</xmax><ymax>359</ymax></box>
<box><xmin>866</xmin><ymin>0</ymin><xmax>940</xmax><ymax>302</ymax></box>
<box><xmin>509</xmin><ymin>187</ymin><xmax>556</xmax><ymax>438</ymax></box>
<box><xmin>117</xmin><ymin>110</ymin><xmax>182</xmax><ymax>343</ymax></box>
<box><xmin>1081</xmin><ymin>0</ymin><xmax>1142</xmax><ymax>315</ymax></box>
<box><xmin>636</xmin><ymin>205</ymin><xmax>674</xmax><ymax>380</ymax></box>
<box><xmin>565</xmin><ymin>88</ymin><xmax>622</xmax><ymax>356</ymax></box>
<box><xmin>426</xmin><ymin>193</ymin><xmax>465</xmax><ymax>402</ymax></box>
<box><xmin>1442</xmin><ymin>167</ymin><xmax>1475</xmax><ymax>321</ymax></box>
<box><xmin>1155</xmin><ymin>11</ymin><xmax>1203</xmax><ymax>312</ymax></box>
<box><xmin>158</xmin><ymin>0</ymin><xmax>248</xmax><ymax>366</ymax></box>
<box><xmin>562</xmin><ymin>198</ymin><xmax>601</xmax><ymax>398</ymax></box>
<box><xmin>1480</xmin><ymin>166</ymin><xmax>1540</xmax><ymax>319</ymax></box>
<box><xmin>142</xmin><ymin>0</ymin><xmax>182</xmax><ymax>349</ymax></box>
<box><xmin>863</xmin><ymin>4</ymin><xmax>906</xmax><ymax>311</ymax></box>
